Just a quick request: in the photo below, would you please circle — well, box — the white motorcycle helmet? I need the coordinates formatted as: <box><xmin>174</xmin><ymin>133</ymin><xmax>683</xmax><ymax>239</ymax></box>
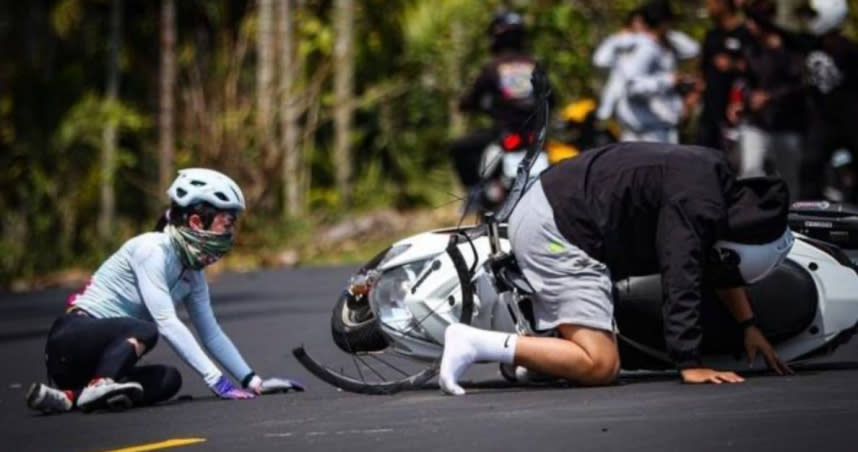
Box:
<box><xmin>712</xmin><ymin>228</ymin><xmax>795</xmax><ymax>285</ymax></box>
<box><xmin>805</xmin><ymin>0</ymin><xmax>848</xmax><ymax>36</ymax></box>
<box><xmin>167</xmin><ymin>168</ymin><xmax>246</xmax><ymax>211</ymax></box>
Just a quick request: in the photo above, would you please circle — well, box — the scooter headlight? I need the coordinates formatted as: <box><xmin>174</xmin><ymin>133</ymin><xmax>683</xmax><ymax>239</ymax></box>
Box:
<box><xmin>369</xmin><ymin>259</ymin><xmax>432</xmax><ymax>332</ymax></box>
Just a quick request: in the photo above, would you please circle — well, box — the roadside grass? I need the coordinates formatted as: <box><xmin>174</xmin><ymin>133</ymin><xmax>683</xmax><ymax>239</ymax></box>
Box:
<box><xmin>8</xmin><ymin>204</ymin><xmax>471</xmax><ymax>291</ymax></box>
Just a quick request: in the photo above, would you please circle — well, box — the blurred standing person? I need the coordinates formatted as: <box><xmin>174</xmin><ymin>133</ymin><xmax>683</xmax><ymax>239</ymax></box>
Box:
<box><xmin>593</xmin><ymin>9</ymin><xmax>646</xmax><ymax>123</ymax></box>
<box><xmin>793</xmin><ymin>0</ymin><xmax>858</xmax><ymax>200</ymax></box>
<box><xmin>697</xmin><ymin>0</ymin><xmax>752</xmax><ymax>150</ymax></box>
<box><xmin>613</xmin><ymin>1</ymin><xmax>700</xmax><ymax>143</ymax></box>
<box><xmin>594</xmin><ymin>6</ymin><xmax>699</xmax><ymax>125</ymax></box>
<box><xmin>732</xmin><ymin>0</ymin><xmax>805</xmax><ymax>200</ymax></box>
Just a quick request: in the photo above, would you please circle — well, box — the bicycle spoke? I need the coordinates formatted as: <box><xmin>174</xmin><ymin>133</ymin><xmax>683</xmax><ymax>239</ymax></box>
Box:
<box><xmin>354</xmin><ymin>353</ymin><xmax>388</xmax><ymax>381</ymax></box>
<box><xmin>350</xmin><ymin>355</ymin><xmax>366</xmax><ymax>383</ymax></box>
<box><xmin>399</xmin><ymin>295</ymin><xmax>456</xmax><ymax>337</ymax></box>
<box><xmin>368</xmin><ymin>353</ymin><xmax>411</xmax><ymax>378</ymax></box>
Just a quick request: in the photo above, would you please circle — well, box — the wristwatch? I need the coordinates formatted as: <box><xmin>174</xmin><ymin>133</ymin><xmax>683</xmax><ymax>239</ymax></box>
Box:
<box><xmin>738</xmin><ymin>317</ymin><xmax>757</xmax><ymax>330</ymax></box>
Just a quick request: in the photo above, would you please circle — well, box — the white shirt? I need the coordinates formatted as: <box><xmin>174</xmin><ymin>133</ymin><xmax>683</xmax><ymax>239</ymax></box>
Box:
<box><xmin>594</xmin><ymin>30</ymin><xmax>699</xmax><ymax>129</ymax></box>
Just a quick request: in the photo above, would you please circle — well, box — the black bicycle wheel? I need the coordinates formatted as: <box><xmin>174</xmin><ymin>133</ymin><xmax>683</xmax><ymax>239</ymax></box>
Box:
<box><xmin>295</xmin><ymin>233</ymin><xmax>476</xmax><ymax>394</ymax></box>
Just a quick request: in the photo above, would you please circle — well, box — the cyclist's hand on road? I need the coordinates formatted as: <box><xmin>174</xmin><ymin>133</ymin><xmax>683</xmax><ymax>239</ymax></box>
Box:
<box><xmin>210</xmin><ymin>376</ymin><xmax>255</xmax><ymax>400</ymax></box>
<box><xmin>745</xmin><ymin>326</ymin><xmax>794</xmax><ymax>376</ymax></box>
<box><xmin>680</xmin><ymin>368</ymin><xmax>745</xmax><ymax>384</ymax></box>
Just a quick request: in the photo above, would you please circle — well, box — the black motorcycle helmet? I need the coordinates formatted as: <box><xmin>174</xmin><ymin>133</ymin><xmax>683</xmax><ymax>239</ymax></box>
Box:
<box><xmin>489</xmin><ymin>11</ymin><xmax>526</xmax><ymax>53</ymax></box>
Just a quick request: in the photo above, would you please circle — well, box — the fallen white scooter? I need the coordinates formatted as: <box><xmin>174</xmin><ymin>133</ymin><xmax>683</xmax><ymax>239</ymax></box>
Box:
<box><xmin>293</xmin><ymin>74</ymin><xmax>858</xmax><ymax>394</ymax></box>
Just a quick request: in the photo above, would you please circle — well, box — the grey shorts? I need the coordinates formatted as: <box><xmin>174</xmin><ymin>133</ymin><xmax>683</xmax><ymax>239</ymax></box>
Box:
<box><xmin>508</xmin><ymin>180</ymin><xmax>614</xmax><ymax>332</ymax></box>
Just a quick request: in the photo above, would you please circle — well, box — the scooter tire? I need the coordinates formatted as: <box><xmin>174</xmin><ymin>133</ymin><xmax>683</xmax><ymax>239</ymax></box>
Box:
<box><xmin>331</xmin><ymin>294</ymin><xmax>388</xmax><ymax>353</ymax></box>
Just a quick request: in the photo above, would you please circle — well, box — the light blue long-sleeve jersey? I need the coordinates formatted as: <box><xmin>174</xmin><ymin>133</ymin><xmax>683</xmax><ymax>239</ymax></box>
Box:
<box><xmin>71</xmin><ymin>232</ymin><xmax>251</xmax><ymax>387</ymax></box>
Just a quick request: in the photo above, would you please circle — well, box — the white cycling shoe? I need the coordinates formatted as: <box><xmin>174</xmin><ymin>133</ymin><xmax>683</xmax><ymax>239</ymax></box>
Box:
<box><xmin>77</xmin><ymin>378</ymin><xmax>143</xmax><ymax>412</ymax></box>
<box><xmin>26</xmin><ymin>383</ymin><xmax>73</xmax><ymax>414</ymax></box>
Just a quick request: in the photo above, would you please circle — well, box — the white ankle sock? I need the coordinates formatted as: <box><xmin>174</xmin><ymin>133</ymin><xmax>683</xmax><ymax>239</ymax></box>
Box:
<box><xmin>439</xmin><ymin>323</ymin><xmax>518</xmax><ymax>396</ymax></box>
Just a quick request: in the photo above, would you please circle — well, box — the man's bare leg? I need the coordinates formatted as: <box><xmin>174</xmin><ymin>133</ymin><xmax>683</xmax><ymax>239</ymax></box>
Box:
<box><xmin>514</xmin><ymin>324</ymin><xmax>619</xmax><ymax>386</ymax></box>
<box><xmin>439</xmin><ymin>323</ymin><xmax>619</xmax><ymax>395</ymax></box>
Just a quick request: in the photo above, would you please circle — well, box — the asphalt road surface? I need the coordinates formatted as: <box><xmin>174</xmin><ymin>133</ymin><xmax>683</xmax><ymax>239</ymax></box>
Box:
<box><xmin>2</xmin><ymin>266</ymin><xmax>857</xmax><ymax>452</ymax></box>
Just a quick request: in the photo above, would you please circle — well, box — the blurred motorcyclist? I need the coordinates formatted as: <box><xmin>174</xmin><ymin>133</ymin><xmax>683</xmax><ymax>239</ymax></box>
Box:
<box><xmin>451</xmin><ymin>11</ymin><xmax>546</xmax><ymax>207</ymax></box>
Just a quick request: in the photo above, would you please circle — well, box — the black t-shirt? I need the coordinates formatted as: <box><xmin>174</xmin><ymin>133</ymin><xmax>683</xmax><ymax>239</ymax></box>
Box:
<box><xmin>700</xmin><ymin>24</ymin><xmax>753</xmax><ymax>123</ymax></box>
<box><xmin>539</xmin><ymin>143</ymin><xmax>736</xmax><ymax>368</ymax></box>
<box><xmin>459</xmin><ymin>51</ymin><xmax>540</xmax><ymax>132</ymax></box>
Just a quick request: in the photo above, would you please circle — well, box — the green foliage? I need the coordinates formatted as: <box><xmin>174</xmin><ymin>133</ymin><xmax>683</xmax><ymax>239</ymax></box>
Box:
<box><xmin>2</xmin><ymin>0</ymin><xmax>856</xmax><ymax>286</ymax></box>
<box><xmin>55</xmin><ymin>93</ymin><xmax>149</xmax><ymax>152</ymax></box>
<box><xmin>51</xmin><ymin>0</ymin><xmax>84</xmax><ymax>38</ymax></box>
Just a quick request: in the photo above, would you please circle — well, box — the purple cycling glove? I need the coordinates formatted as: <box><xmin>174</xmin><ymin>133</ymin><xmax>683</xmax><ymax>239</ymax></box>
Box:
<box><xmin>211</xmin><ymin>376</ymin><xmax>255</xmax><ymax>400</ymax></box>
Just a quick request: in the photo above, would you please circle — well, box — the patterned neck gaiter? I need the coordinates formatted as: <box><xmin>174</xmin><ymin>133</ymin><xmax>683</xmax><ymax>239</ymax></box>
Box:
<box><xmin>166</xmin><ymin>224</ymin><xmax>235</xmax><ymax>270</ymax></box>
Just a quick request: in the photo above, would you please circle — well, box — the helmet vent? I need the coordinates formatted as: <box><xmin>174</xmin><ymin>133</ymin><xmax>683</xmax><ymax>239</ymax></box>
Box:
<box><xmin>176</xmin><ymin>188</ymin><xmax>187</xmax><ymax>198</ymax></box>
<box><xmin>190</xmin><ymin>180</ymin><xmax>206</xmax><ymax>186</ymax></box>
<box><xmin>229</xmin><ymin>187</ymin><xmax>240</xmax><ymax>200</ymax></box>
<box><xmin>214</xmin><ymin>192</ymin><xmax>229</xmax><ymax>202</ymax></box>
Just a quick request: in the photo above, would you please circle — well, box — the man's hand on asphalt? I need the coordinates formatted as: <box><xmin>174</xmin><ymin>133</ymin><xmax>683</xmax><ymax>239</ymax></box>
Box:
<box><xmin>681</xmin><ymin>368</ymin><xmax>745</xmax><ymax>384</ymax></box>
<box><xmin>745</xmin><ymin>326</ymin><xmax>794</xmax><ymax>375</ymax></box>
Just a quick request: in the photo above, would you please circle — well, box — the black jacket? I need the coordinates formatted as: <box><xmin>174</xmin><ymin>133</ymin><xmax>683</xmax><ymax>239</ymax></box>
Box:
<box><xmin>768</xmin><ymin>28</ymin><xmax>858</xmax><ymax>128</ymax></box>
<box><xmin>742</xmin><ymin>40</ymin><xmax>807</xmax><ymax>132</ymax></box>
<box><xmin>699</xmin><ymin>24</ymin><xmax>752</xmax><ymax>124</ymax></box>
<box><xmin>539</xmin><ymin>143</ymin><xmax>737</xmax><ymax>368</ymax></box>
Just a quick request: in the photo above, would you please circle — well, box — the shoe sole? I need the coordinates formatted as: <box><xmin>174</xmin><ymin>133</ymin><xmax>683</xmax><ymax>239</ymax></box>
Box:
<box><xmin>79</xmin><ymin>386</ymin><xmax>143</xmax><ymax>413</ymax></box>
<box><xmin>105</xmin><ymin>394</ymin><xmax>133</xmax><ymax>411</ymax></box>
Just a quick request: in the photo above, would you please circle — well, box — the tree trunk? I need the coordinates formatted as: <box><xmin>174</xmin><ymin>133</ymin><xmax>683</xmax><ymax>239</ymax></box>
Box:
<box><xmin>278</xmin><ymin>0</ymin><xmax>303</xmax><ymax>219</ymax></box>
<box><xmin>158</xmin><ymin>0</ymin><xmax>176</xmax><ymax>198</ymax></box>
<box><xmin>256</xmin><ymin>0</ymin><xmax>275</xmax><ymax>167</ymax></box>
<box><xmin>99</xmin><ymin>0</ymin><xmax>121</xmax><ymax>240</ymax></box>
<box><xmin>333</xmin><ymin>0</ymin><xmax>355</xmax><ymax>207</ymax></box>
<box><xmin>446</xmin><ymin>20</ymin><xmax>465</xmax><ymax>137</ymax></box>
<box><xmin>302</xmin><ymin>96</ymin><xmax>321</xmax><ymax>205</ymax></box>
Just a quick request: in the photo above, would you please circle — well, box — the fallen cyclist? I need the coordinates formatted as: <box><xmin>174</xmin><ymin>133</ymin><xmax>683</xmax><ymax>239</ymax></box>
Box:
<box><xmin>27</xmin><ymin>168</ymin><xmax>303</xmax><ymax>414</ymax></box>
<box><xmin>440</xmin><ymin>142</ymin><xmax>795</xmax><ymax>395</ymax></box>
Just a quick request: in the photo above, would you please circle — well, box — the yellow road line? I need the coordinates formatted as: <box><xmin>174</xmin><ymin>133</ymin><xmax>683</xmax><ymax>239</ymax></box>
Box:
<box><xmin>96</xmin><ymin>438</ymin><xmax>206</xmax><ymax>452</ymax></box>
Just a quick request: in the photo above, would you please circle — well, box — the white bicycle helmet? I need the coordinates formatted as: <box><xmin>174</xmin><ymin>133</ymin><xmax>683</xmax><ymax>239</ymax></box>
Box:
<box><xmin>806</xmin><ymin>0</ymin><xmax>848</xmax><ymax>36</ymax></box>
<box><xmin>167</xmin><ymin>168</ymin><xmax>246</xmax><ymax>211</ymax></box>
<box><xmin>712</xmin><ymin>228</ymin><xmax>795</xmax><ymax>285</ymax></box>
